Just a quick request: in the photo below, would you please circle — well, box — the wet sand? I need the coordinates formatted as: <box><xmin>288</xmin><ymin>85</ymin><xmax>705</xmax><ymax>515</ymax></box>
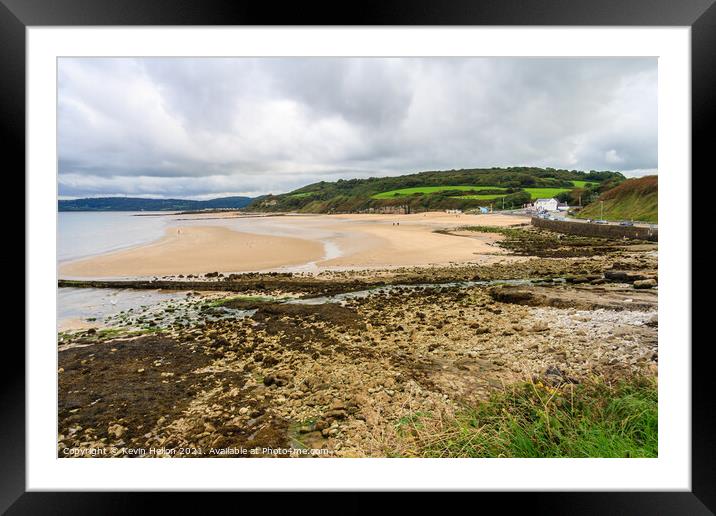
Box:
<box><xmin>317</xmin><ymin>214</ymin><xmax>519</xmax><ymax>268</ymax></box>
<box><xmin>60</xmin><ymin>226</ymin><xmax>325</xmax><ymax>278</ymax></box>
<box><xmin>59</xmin><ymin>212</ymin><xmax>530</xmax><ymax>278</ymax></box>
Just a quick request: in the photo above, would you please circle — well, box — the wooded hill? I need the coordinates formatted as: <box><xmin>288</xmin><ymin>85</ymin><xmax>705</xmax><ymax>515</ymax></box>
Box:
<box><xmin>248</xmin><ymin>167</ymin><xmax>625</xmax><ymax>213</ymax></box>
<box><xmin>59</xmin><ymin>196</ymin><xmax>253</xmax><ymax>212</ymax></box>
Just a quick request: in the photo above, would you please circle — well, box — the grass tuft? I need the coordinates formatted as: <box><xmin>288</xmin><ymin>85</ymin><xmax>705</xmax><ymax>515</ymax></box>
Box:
<box><xmin>403</xmin><ymin>376</ymin><xmax>657</xmax><ymax>458</ymax></box>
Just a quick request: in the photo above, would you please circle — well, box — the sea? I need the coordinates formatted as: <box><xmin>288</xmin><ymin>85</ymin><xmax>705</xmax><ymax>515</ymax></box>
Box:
<box><xmin>58</xmin><ymin>211</ymin><xmax>174</xmax><ymax>263</ymax></box>
<box><xmin>57</xmin><ymin>211</ymin><xmax>344</xmax><ymax>329</ymax></box>
<box><xmin>58</xmin><ymin>211</ymin><xmax>344</xmax><ymax>264</ymax></box>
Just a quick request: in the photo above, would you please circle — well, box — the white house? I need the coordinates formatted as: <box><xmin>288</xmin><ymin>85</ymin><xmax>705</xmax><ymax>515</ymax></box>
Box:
<box><xmin>533</xmin><ymin>198</ymin><xmax>559</xmax><ymax>212</ymax></box>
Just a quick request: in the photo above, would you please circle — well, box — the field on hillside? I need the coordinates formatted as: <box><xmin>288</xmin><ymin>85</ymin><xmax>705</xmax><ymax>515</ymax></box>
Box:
<box><xmin>570</xmin><ymin>180</ymin><xmax>598</xmax><ymax>188</ymax></box>
<box><xmin>372</xmin><ymin>185</ymin><xmax>575</xmax><ymax>201</ymax></box>
<box><xmin>451</xmin><ymin>194</ymin><xmax>506</xmax><ymax>200</ymax></box>
<box><xmin>371</xmin><ymin>185</ymin><xmax>507</xmax><ymax>199</ymax></box>
<box><xmin>249</xmin><ymin>167</ymin><xmax>625</xmax><ymax>213</ymax></box>
<box><xmin>524</xmin><ymin>187</ymin><xmax>571</xmax><ymax>199</ymax></box>
<box><xmin>289</xmin><ymin>192</ymin><xmax>315</xmax><ymax>198</ymax></box>
<box><xmin>450</xmin><ymin>187</ymin><xmax>576</xmax><ymax>201</ymax></box>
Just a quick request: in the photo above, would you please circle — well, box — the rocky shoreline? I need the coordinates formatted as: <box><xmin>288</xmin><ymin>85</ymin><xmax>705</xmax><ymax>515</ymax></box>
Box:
<box><xmin>58</xmin><ymin>228</ymin><xmax>658</xmax><ymax>458</ymax></box>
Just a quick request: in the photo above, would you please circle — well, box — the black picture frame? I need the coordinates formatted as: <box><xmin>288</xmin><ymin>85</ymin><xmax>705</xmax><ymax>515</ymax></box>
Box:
<box><xmin>5</xmin><ymin>0</ymin><xmax>710</xmax><ymax>512</ymax></box>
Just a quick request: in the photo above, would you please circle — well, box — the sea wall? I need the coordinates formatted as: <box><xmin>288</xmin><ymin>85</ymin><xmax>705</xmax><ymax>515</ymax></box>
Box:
<box><xmin>531</xmin><ymin>217</ymin><xmax>658</xmax><ymax>242</ymax></box>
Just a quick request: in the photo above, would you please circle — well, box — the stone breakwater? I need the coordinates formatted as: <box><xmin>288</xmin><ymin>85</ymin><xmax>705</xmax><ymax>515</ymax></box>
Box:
<box><xmin>531</xmin><ymin>217</ymin><xmax>658</xmax><ymax>242</ymax></box>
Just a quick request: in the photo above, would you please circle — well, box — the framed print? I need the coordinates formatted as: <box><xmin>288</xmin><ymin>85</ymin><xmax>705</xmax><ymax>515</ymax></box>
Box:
<box><xmin>5</xmin><ymin>0</ymin><xmax>712</xmax><ymax>511</ymax></box>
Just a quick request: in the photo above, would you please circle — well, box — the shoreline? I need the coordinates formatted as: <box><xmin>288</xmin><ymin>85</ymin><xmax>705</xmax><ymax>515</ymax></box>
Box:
<box><xmin>59</xmin><ymin>212</ymin><xmax>531</xmax><ymax>279</ymax></box>
<box><xmin>58</xmin><ymin>272</ymin><xmax>658</xmax><ymax>458</ymax></box>
<box><xmin>57</xmin><ymin>221</ymin><xmax>659</xmax><ymax>457</ymax></box>
<box><xmin>59</xmin><ymin>225</ymin><xmax>326</xmax><ymax>278</ymax></box>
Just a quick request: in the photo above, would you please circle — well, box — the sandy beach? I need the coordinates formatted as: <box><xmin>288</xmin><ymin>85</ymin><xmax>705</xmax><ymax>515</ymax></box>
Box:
<box><xmin>59</xmin><ymin>212</ymin><xmax>530</xmax><ymax>278</ymax></box>
<box><xmin>60</xmin><ymin>225</ymin><xmax>325</xmax><ymax>278</ymax></box>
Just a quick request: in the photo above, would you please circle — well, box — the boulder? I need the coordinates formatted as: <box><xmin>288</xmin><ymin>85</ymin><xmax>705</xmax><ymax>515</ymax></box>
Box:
<box><xmin>633</xmin><ymin>279</ymin><xmax>657</xmax><ymax>289</ymax></box>
<box><xmin>263</xmin><ymin>373</ymin><xmax>290</xmax><ymax>387</ymax></box>
<box><xmin>489</xmin><ymin>287</ymin><xmax>534</xmax><ymax>304</ymax></box>
<box><xmin>566</xmin><ymin>276</ymin><xmax>591</xmax><ymax>284</ymax></box>
<box><xmin>604</xmin><ymin>270</ymin><xmax>647</xmax><ymax>283</ymax></box>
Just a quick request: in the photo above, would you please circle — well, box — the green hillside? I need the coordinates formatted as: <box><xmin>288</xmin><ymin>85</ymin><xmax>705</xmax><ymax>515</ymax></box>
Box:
<box><xmin>59</xmin><ymin>196</ymin><xmax>253</xmax><ymax>212</ymax></box>
<box><xmin>373</xmin><ymin>185</ymin><xmax>578</xmax><ymax>201</ymax></box>
<box><xmin>248</xmin><ymin>167</ymin><xmax>625</xmax><ymax>213</ymax></box>
<box><xmin>372</xmin><ymin>185</ymin><xmax>507</xmax><ymax>199</ymax></box>
<box><xmin>576</xmin><ymin>176</ymin><xmax>657</xmax><ymax>223</ymax></box>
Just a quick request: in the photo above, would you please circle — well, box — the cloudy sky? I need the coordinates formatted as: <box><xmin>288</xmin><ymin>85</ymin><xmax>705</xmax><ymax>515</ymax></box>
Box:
<box><xmin>58</xmin><ymin>57</ymin><xmax>657</xmax><ymax>199</ymax></box>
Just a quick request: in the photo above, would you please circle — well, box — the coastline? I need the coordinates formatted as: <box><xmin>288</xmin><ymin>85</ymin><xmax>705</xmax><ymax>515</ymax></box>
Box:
<box><xmin>59</xmin><ymin>211</ymin><xmax>531</xmax><ymax>279</ymax></box>
<box><xmin>57</xmin><ymin>215</ymin><xmax>659</xmax><ymax>458</ymax></box>
<box><xmin>59</xmin><ymin>225</ymin><xmax>325</xmax><ymax>278</ymax></box>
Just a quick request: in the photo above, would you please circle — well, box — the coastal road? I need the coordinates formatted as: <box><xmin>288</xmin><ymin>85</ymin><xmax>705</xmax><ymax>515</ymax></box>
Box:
<box><xmin>559</xmin><ymin>216</ymin><xmax>657</xmax><ymax>229</ymax></box>
<box><xmin>502</xmin><ymin>209</ymin><xmax>657</xmax><ymax>229</ymax></box>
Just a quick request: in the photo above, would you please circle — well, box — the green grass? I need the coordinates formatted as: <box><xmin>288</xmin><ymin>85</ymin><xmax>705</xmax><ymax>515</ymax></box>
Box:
<box><xmin>544</xmin><ymin>178</ymin><xmax>597</xmax><ymax>189</ymax></box>
<box><xmin>205</xmin><ymin>294</ymin><xmax>278</xmax><ymax>308</ymax></box>
<box><xmin>570</xmin><ymin>180</ymin><xmax>597</xmax><ymax>188</ymax></box>
<box><xmin>371</xmin><ymin>184</ymin><xmax>590</xmax><ymax>201</ymax></box>
<box><xmin>576</xmin><ymin>176</ymin><xmax>657</xmax><ymax>223</ymax></box>
<box><xmin>523</xmin><ymin>187</ymin><xmax>572</xmax><ymax>199</ymax></box>
<box><xmin>577</xmin><ymin>192</ymin><xmax>657</xmax><ymax>223</ymax></box>
<box><xmin>289</xmin><ymin>192</ymin><xmax>315</xmax><ymax>198</ymax></box>
<box><xmin>450</xmin><ymin>194</ymin><xmax>506</xmax><ymax>200</ymax></box>
<box><xmin>446</xmin><ymin>187</ymin><xmax>578</xmax><ymax>201</ymax></box>
<box><xmin>411</xmin><ymin>376</ymin><xmax>657</xmax><ymax>458</ymax></box>
<box><xmin>371</xmin><ymin>185</ymin><xmax>507</xmax><ymax>199</ymax></box>
<box><xmin>395</xmin><ymin>411</ymin><xmax>432</xmax><ymax>433</ymax></box>
<box><xmin>288</xmin><ymin>418</ymin><xmax>319</xmax><ymax>449</ymax></box>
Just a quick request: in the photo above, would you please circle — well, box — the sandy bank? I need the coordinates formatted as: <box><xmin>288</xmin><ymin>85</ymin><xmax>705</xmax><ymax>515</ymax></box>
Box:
<box><xmin>60</xmin><ymin>226</ymin><xmax>325</xmax><ymax>278</ymax></box>
<box><xmin>317</xmin><ymin>213</ymin><xmax>526</xmax><ymax>268</ymax></box>
<box><xmin>60</xmin><ymin>212</ymin><xmax>531</xmax><ymax>278</ymax></box>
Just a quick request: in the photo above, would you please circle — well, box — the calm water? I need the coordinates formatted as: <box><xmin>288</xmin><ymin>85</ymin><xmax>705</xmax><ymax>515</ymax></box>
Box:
<box><xmin>57</xmin><ymin>287</ymin><xmax>191</xmax><ymax>329</ymax></box>
<box><xmin>57</xmin><ymin>211</ymin><xmax>344</xmax><ymax>328</ymax></box>
<box><xmin>58</xmin><ymin>211</ymin><xmax>172</xmax><ymax>263</ymax></box>
<box><xmin>58</xmin><ymin>211</ymin><xmax>345</xmax><ymax>264</ymax></box>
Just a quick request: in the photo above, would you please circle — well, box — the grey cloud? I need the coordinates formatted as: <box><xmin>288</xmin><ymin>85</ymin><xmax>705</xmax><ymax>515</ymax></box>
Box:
<box><xmin>58</xmin><ymin>57</ymin><xmax>657</xmax><ymax>199</ymax></box>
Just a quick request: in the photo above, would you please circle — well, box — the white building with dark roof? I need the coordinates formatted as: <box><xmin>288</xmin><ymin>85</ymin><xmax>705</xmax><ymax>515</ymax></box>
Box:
<box><xmin>533</xmin><ymin>198</ymin><xmax>559</xmax><ymax>212</ymax></box>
